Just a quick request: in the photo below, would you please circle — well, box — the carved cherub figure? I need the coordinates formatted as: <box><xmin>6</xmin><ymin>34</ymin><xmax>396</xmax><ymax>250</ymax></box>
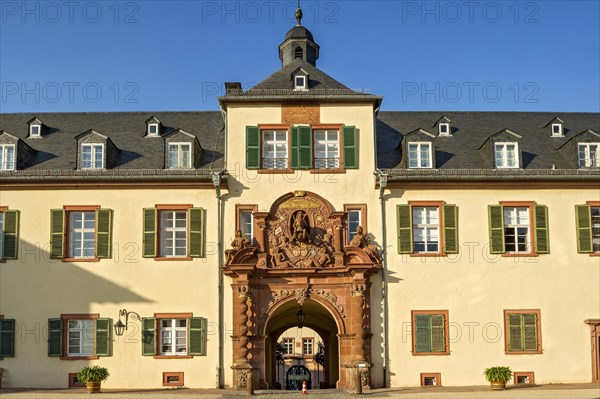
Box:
<box><xmin>314</xmin><ymin>233</ymin><xmax>333</xmax><ymax>267</ymax></box>
<box><xmin>350</xmin><ymin>226</ymin><xmax>383</xmax><ymax>263</ymax></box>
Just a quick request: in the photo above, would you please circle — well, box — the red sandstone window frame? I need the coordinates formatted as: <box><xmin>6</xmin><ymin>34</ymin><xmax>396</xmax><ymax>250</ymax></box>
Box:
<box><xmin>162</xmin><ymin>372</ymin><xmax>184</xmax><ymax>387</ymax></box>
<box><xmin>411</xmin><ymin>310</ymin><xmax>450</xmax><ymax>356</ymax></box>
<box><xmin>154</xmin><ymin>204</ymin><xmax>193</xmax><ymax>261</ymax></box>
<box><xmin>420</xmin><ymin>372</ymin><xmax>442</xmax><ymax>386</ymax></box>
<box><xmin>68</xmin><ymin>373</ymin><xmax>85</xmax><ymax>388</ymax></box>
<box><xmin>0</xmin><ymin>206</ymin><xmax>7</xmax><ymax>263</ymax></box>
<box><xmin>153</xmin><ymin>312</ymin><xmax>193</xmax><ymax>359</ymax></box>
<box><xmin>61</xmin><ymin>205</ymin><xmax>101</xmax><ymax>262</ymax></box>
<box><xmin>513</xmin><ymin>371</ymin><xmax>535</xmax><ymax>385</ymax></box>
<box><xmin>257</xmin><ymin>124</ymin><xmax>293</xmax><ymax>174</ymax></box>
<box><xmin>587</xmin><ymin>201</ymin><xmax>600</xmax><ymax>256</ymax></box>
<box><xmin>59</xmin><ymin>313</ymin><xmax>100</xmax><ymax>360</ymax></box>
<box><xmin>310</xmin><ymin>124</ymin><xmax>345</xmax><ymax>173</ymax></box>
<box><xmin>503</xmin><ymin>309</ymin><xmax>543</xmax><ymax>355</ymax></box>
<box><xmin>408</xmin><ymin>201</ymin><xmax>447</xmax><ymax>257</ymax></box>
<box><xmin>344</xmin><ymin>204</ymin><xmax>367</xmax><ymax>245</ymax></box>
<box><xmin>498</xmin><ymin>201</ymin><xmax>537</xmax><ymax>257</ymax></box>
<box><xmin>236</xmin><ymin>204</ymin><xmax>258</xmax><ymax>246</ymax></box>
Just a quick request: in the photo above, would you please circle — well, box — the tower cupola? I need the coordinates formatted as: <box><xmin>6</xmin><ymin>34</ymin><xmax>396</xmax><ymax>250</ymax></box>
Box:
<box><xmin>278</xmin><ymin>2</ymin><xmax>319</xmax><ymax>67</ymax></box>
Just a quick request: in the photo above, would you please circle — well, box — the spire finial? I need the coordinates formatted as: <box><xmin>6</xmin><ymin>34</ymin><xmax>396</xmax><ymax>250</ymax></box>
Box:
<box><xmin>295</xmin><ymin>0</ymin><xmax>303</xmax><ymax>26</ymax></box>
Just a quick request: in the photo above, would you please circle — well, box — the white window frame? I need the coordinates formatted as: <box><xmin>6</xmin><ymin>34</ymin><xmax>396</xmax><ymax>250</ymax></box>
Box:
<box><xmin>282</xmin><ymin>338</ymin><xmax>294</xmax><ymax>355</ymax></box>
<box><xmin>168</xmin><ymin>142</ymin><xmax>192</xmax><ymax>169</ymax></box>
<box><xmin>239</xmin><ymin>210</ymin><xmax>254</xmax><ymax>244</ymax></box>
<box><xmin>407</xmin><ymin>142</ymin><xmax>432</xmax><ymax>169</ymax></box>
<box><xmin>67</xmin><ymin>319</ymin><xmax>95</xmax><ymax>356</ymax></box>
<box><xmin>578</xmin><ymin>143</ymin><xmax>599</xmax><ymax>168</ymax></box>
<box><xmin>503</xmin><ymin>207</ymin><xmax>530</xmax><ymax>254</ymax></box>
<box><xmin>494</xmin><ymin>142</ymin><xmax>519</xmax><ymax>169</ymax></box>
<box><xmin>412</xmin><ymin>206</ymin><xmax>440</xmax><ymax>253</ymax></box>
<box><xmin>160</xmin><ymin>210</ymin><xmax>188</xmax><ymax>258</ymax></box>
<box><xmin>438</xmin><ymin>123</ymin><xmax>450</xmax><ymax>136</ymax></box>
<box><xmin>147</xmin><ymin>123</ymin><xmax>159</xmax><ymax>136</ymax></box>
<box><xmin>160</xmin><ymin>319</ymin><xmax>188</xmax><ymax>356</ymax></box>
<box><xmin>294</xmin><ymin>75</ymin><xmax>306</xmax><ymax>90</ymax></box>
<box><xmin>0</xmin><ymin>144</ymin><xmax>16</xmax><ymax>171</ymax></box>
<box><xmin>262</xmin><ymin>130</ymin><xmax>288</xmax><ymax>169</ymax></box>
<box><xmin>302</xmin><ymin>338</ymin><xmax>314</xmax><ymax>355</ymax></box>
<box><xmin>347</xmin><ymin>209</ymin><xmax>362</xmax><ymax>243</ymax></box>
<box><xmin>68</xmin><ymin>211</ymin><xmax>96</xmax><ymax>259</ymax></box>
<box><xmin>314</xmin><ymin>129</ymin><xmax>340</xmax><ymax>169</ymax></box>
<box><xmin>80</xmin><ymin>143</ymin><xmax>105</xmax><ymax>170</ymax></box>
<box><xmin>29</xmin><ymin>124</ymin><xmax>41</xmax><ymax>137</ymax></box>
<box><xmin>551</xmin><ymin>123</ymin><xmax>563</xmax><ymax>137</ymax></box>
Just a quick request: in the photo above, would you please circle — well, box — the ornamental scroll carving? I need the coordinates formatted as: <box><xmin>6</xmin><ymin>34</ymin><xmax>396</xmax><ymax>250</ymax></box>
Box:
<box><xmin>260</xmin><ymin>288</ymin><xmax>346</xmax><ymax>319</ymax></box>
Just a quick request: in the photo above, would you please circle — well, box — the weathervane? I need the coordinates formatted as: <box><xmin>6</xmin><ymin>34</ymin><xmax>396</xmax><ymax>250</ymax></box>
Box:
<box><xmin>296</xmin><ymin>0</ymin><xmax>302</xmax><ymax>26</ymax></box>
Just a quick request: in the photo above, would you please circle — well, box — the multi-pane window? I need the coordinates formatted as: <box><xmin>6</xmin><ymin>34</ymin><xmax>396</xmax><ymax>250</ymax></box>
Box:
<box><xmin>407</xmin><ymin>142</ymin><xmax>432</xmax><ymax>168</ymax></box>
<box><xmin>294</xmin><ymin>75</ymin><xmax>306</xmax><ymax>90</ymax></box>
<box><xmin>262</xmin><ymin>130</ymin><xmax>288</xmax><ymax>169</ymax></box>
<box><xmin>148</xmin><ymin>123</ymin><xmax>159</xmax><ymax>136</ymax></box>
<box><xmin>160</xmin><ymin>211</ymin><xmax>188</xmax><ymax>257</ymax></box>
<box><xmin>578</xmin><ymin>143</ymin><xmax>599</xmax><ymax>168</ymax></box>
<box><xmin>282</xmin><ymin>338</ymin><xmax>294</xmax><ymax>355</ymax></box>
<box><xmin>67</xmin><ymin>319</ymin><xmax>94</xmax><ymax>356</ymax></box>
<box><xmin>168</xmin><ymin>143</ymin><xmax>192</xmax><ymax>169</ymax></box>
<box><xmin>347</xmin><ymin>209</ymin><xmax>362</xmax><ymax>243</ymax></box>
<box><xmin>80</xmin><ymin>144</ymin><xmax>104</xmax><ymax>169</ymax></box>
<box><xmin>412</xmin><ymin>311</ymin><xmax>448</xmax><ymax>354</ymax></box>
<box><xmin>551</xmin><ymin>123</ymin><xmax>562</xmax><ymax>136</ymax></box>
<box><xmin>0</xmin><ymin>212</ymin><xmax>3</xmax><ymax>259</ymax></box>
<box><xmin>239</xmin><ymin>211</ymin><xmax>253</xmax><ymax>243</ymax></box>
<box><xmin>494</xmin><ymin>143</ymin><xmax>519</xmax><ymax>168</ymax></box>
<box><xmin>505</xmin><ymin>310</ymin><xmax>541</xmax><ymax>354</ymax></box>
<box><xmin>69</xmin><ymin>211</ymin><xmax>96</xmax><ymax>258</ymax></box>
<box><xmin>413</xmin><ymin>207</ymin><xmax>439</xmax><ymax>253</ymax></box>
<box><xmin>438</xmin><ymin>123</ymin><xmax>450</xmax><ymax>135</ymax></box>
<box><xmin>30</xmin><ymin>125</ymin><xmax>41</xmax><ymax>137</ymax></box>
<box><xmin>504</xmin><ymin>207</ymin><xmax>530</xmax><ymax>254</ymax></box>
<box><xmin>0</xmin><ymin>144</ymin><xmax>15</xmax><ymax>171</ymax></box>
<box><xmin>314</xmin><ymin>130</ymin><xmax>340</xmax><ymax>169</ymax></box>
<box><xmin>592</xmin><ymin>206</ymin><xmax>600</xmax><ymax>253</ymax></box>
<box><xmin>160</xmin><ymin>319</ymin><xmax>188</xmax><ymax>356</ymax></box>
<box><xmin>303</xmin><ymin>338</ymin><xmax>314</xmax><ymax>355</ymax></box>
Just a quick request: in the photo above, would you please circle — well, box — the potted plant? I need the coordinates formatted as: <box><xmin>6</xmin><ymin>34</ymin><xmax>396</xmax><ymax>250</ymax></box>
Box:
<box><xmin>77</xmin><ymin>365</ymin><xmax>109</xmax><ymax>394</ymax></box>
<box><xmin>483</xmin><ymin>366</ymin><xmax>512</xmax><ymax>390</ymax></box>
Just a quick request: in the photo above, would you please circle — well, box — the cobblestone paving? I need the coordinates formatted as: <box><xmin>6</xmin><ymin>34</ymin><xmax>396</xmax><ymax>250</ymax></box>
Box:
<box><xmin>222</xmin><ymin>390</ymin><xmax>354</xmax><ymax>399</ymax></box>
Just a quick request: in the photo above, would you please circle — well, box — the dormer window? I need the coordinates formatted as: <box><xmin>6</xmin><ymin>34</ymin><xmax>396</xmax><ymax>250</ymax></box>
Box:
<box><xmin>29</xmin><ymin>124</ymin><xmax>41</xmax><ymax>137</ymax></box>
<box><xmin>80</xmin><ymin>144</ymin><xmax>104</xmax><ymax>169</ymax></box>
<box><xmin>148</xmin><ymin>123</ymin><xmax>159</xmax><ymax>136</ymax></box>
<box><xmin>407</xmin><ymin>142</ymin><xmax>432</xmax><ymax>168</ymax></box>
<box><xmin>0</xmin><ymin>144</ymin><xmax>16</xmax><ymax>171</ymax></box>
<box><xmin>578</xmin><ymin>143</ymin><xmax>599</xmax><ymax>168</ymax></box>
<box><xmin>438</xmin><ymin>123</ymin><xmax>450</xmax><ymax>136</ymax></box>
<box><xmin>168</xmin><ymin>143</ymin><xmax>192</xmax><ymax>169</ymax></box>
<box><xmin>495</xmin><ymin>142</ymin><xmax>519</xmax><ymax>168</ymax></box>
<box><xmin>294</xmin><ymin>75</ymin><xmax>307</xmax><ymax>90</ymax></box>
<box><xmin>551</xmin><ymin>123</ymin><xmax>563</xmax><ymax>137</ymax></box>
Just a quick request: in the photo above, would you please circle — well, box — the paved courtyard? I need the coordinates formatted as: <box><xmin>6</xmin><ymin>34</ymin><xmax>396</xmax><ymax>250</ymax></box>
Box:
<box><xmin>1</xmin><ymin>383</ymin><xmax>599</xmax><ymax>399</ymax></box>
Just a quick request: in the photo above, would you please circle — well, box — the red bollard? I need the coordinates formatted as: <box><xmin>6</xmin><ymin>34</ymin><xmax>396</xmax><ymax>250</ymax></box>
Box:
<box><xmin>302</xmin><ymin>380</ymin><xmax>307</xmax><ymax>395</ymax></box>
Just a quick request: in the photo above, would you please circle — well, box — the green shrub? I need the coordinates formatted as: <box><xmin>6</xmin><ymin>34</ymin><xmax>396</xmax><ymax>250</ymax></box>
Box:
<box><xmin>483</xmin><ymin>366</ymin><xmax>512</xmax><ymax>383</ymax></box>
<box><xmin>77</xmin><ymin>366</ymin><xmax>110</xmax><ymax>383</ymax></box>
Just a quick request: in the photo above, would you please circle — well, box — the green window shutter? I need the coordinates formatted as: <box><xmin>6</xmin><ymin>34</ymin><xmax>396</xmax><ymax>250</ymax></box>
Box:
<box><xmin>534</xmin><ymin>205</ymin><xmax>549</xmax><ymax>254</ymax></box>
<box><xmin>50</xmin><ymin>209</ymin><xmax>65</xmax><ymax>259</ymax></box>
<box><xmin>430</xmin><ymin>314</ymin><xmax>446</xmax><ymax>352</ymax></box>
<box><xmin>414</xmin><ymin>314</ymin><xmax>431</xmax><ymax>353</ymax></box>
<box><xmin>141</xmin><ymin>317</ymin><xmax>157</xmax><ymax>356</ymax></box>
<box><xmin>290</xmin><ymin>126</ymin><xmax>299</xmax><ymax>169</ymax></box>
<box><xmin>443</xmin><ymin>205</ymin><xmax>458</xmax><ymax>254</ymax></box>
<box><xmin>2</xmin><ymin>210</ymin><xmax>19</xmax><ymax>260</ymax></box>
<box><xmin>142</xmin><ymin>208</ymin><xmax>157</xmax><ymax>258</ymax></box>
<box><xmin>298</xmin><ymin>126</ymin><xmax>313</xmax><ymax>169</ymax></box>
<box><xmin>522</xmin><ymin>313</ymin><xmax>538</xmax><ymax>351</ymax></box>
<box><xmin>397</xmin><ymin>205</ymin><xmax>412</xmax><ymax>254</ymax></box>
<box><xmin>0</xmin><ymin>319</ymin><xmax>15</xmax><ymax>357</ymax></box>
<box><xmin>96</xmin><ymin>209</ymin><xmax>112</xmax><ymax>259</ymax></box>
<box><xmin>95</xmin><ymin>318</ymin><xmax>111</xmax><ymax>357</ymax></box>
<box><xmin>575</xmin><ymin>205</ymin><xmax>593</xmax><ymax>253</ymax></box>
<box><xmin>48</xmin><ymin>318</ymin><xmax>63</xmax><ymax>356</ymax></box>
<box><xmin>246</xmin><ymin>126</ymin><xmax>260</xmax><ymax>169</ymax></box>
<box><xmin>488</xmin><ymin>205</ymin><xmax>505</xmax><ymax>254</ymax></box>
<box><xmin>189</xmin><ymin>317</ymin><xmax>207</xmax><ymax>356</ymax></box>
<box><xmin>507</xmin><ymin>314</ymin><xmax>523</xmax><ymax>351</ymax></box>
<box><xmin>342</xmin><ymin>126</ymin><xmax>357</xmax><ymax>169</ymax></box>
<box><xmin>189</xmin><ymin>208</ymin><xmax>205</xmax><ymax>258</ymax></box>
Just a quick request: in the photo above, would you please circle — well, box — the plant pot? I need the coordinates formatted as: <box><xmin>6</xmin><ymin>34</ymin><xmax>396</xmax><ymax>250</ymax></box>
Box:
<box><xmin>490</xmin><ymin>380</ymin><xmax>506</xmax><ymax>390</ymax></box>
<box><xmin>86</xmin><ymin>381</ymin><xmax>101</xmax><ymax>394</ymax></box>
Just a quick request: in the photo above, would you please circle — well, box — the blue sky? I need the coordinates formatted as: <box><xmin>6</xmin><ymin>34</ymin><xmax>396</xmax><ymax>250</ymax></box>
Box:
<box><xmin>1</xmin><ymin>0</ymin><xmax>598</xmax><ymax>113</ymax></box>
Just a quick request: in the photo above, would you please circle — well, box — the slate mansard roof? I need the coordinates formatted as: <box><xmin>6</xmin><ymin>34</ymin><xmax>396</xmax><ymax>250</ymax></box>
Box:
<box><xmin>0</xmin><ymin>111</ymin><xmax>224</xmax><ymax>183</ymax></box>
<box><xmin>377</xmin><ymin>111</ymin><xmax>600</xmax><ymax>182</ymax></box>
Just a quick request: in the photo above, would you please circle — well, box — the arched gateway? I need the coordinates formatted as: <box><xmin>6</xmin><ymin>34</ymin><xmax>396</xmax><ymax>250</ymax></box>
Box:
<box><xmin>223</xmin><ymin>191</ymin><xmax>381</xmax><ymax>390</ymax></box>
